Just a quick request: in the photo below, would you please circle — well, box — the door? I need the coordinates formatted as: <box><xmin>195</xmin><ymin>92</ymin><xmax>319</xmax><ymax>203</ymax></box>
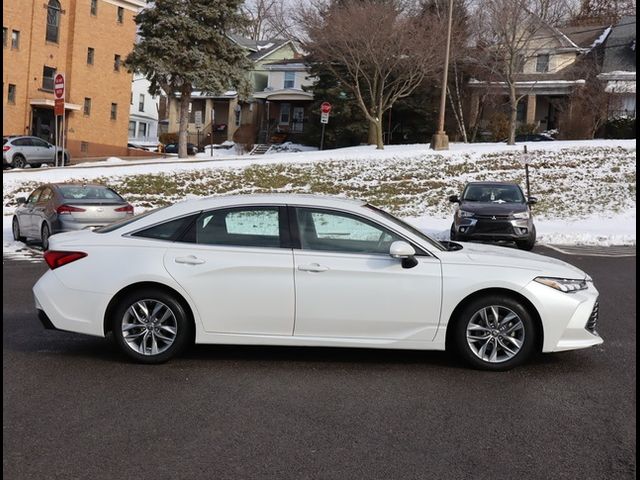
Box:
<box><xmin>163</xmin><ymin>206</ymin><xmax>295</xmax><ymax>335</ymax></box>
<box><xmin>291</xmin><ymin>207</ymin><xmax>442</xmax><ymax>341</ymax></box>
<box><xmin>32</xmin><ymin>187</ymin><xmax>54</xmax><ymax>234</ymax></box>
<box><xmin>292</xmin><ymin>107</ymin><xmax>304</xmax><ymax>132</ymax></box>
<box><xmin>21</xmin><ymin>187</ymin><xmax>43</xmax><ymax>235</ymax></box>
<box><xmin>30</xmin><ymin>136</ymin><xmax>53</xmax><ymax>162</ymax></box>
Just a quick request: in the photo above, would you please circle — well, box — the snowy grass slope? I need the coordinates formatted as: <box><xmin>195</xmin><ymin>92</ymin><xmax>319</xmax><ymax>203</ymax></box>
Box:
<box><xmin>3</xmin><ymin>140</ymin><xmax>636</xmax><ymax>246</ymax></box>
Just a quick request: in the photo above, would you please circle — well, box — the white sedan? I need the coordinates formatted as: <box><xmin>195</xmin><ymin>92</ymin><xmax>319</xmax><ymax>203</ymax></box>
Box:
<box><xmin>33</xmin><ymin>194</ymin><xmax>602</xmax><ymax>370</ymax></box>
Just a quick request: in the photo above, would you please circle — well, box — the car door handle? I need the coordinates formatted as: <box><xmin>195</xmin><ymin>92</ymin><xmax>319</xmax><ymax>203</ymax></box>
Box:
<box><xmin>174</xmin><ymin>255</ymin><xmax>206</xmax><ymax>265</ymax></box>
<box><xmin>298</xmin><ymin>263</ymin><xmax>329</xmax><ymax>273</ymax></box>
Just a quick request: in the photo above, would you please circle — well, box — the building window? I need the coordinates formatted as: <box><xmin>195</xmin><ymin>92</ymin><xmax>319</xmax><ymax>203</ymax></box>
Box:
<box><xmin>42</xmin><ymin>66</ymin><xmax>56</xmax><ymax>90</ymax></box>
<box><xmin>90</xmin><ymin>0</ymin><xmax>97</xmax><ymax>16</ymax></box>
<box><xmin>284</xmin><ymin>71</ymin><xmax>295</xmax><ymax>89</ymax></box>
<box><xmin>536</xmin><ymin>54</ymin><xmax>550</xmax><ymax>73</ymax></box>
<box><xmin>7</xmin><ymin>84</ymin><xmax>16</xmax><ymax>104</ymax></box>
<box><xmin>117</xmin><ymin>7</ymin><xmax>124</xmax><ymax>23</ymax></box>
<box><xmin>128</xmin><ymin>121</ymin><xmax>136</xmax><ymax>137</ymax></box>
<box><xmin>83</xmin><ymin>97</ymin><xmax>92</xmax><ymax>115</ymax></box>
<box><xmin>87</xmin><ymin>47</ymin><xmax>94</xmax><ymax>65</ymax></box>
<box><xmin>46</xmin><ymin>0</ymin><xmax>61</xmax><ymax>43</ymax></box>
<box><xmin>138</xmin><ymin>122</ymin><xmax>147</xmax><ymax>138</ymax></box>
<box><xmin>138</xmin><ymin>93</ymin><xmax>145</xmax><ymax>112</ymax></box>
<box><xmin>279</xmin><ymin>103</ymin><xmax>290</xmax><ymax>124</ymax></box>
<box><xmin>3</xmin><ymin>27</ymin><xmax>7</xmax><ymax>48</ymax></box>
<box><xmin>234</xmin><ymin>107</ymin><xmax>241</xmax><ymax>127</ymax></box>
<box><xmin>81</xmin><ymin>141</ymin><xmax>89</xmax><ymax>153</ymax></box>
<box><xmin>114</xmin><ymin>54</ymin><xmax>121</xmax><ymax>71</ymax></box>
<box><xmin>110</xmin><ymin>103</ymin><xmax>117</xmax><ymax>120</ymax></box>
<box><xmin>11</xmin><ymin>30</ymin><xmax>20</xmax><ymax>49</ymax></box>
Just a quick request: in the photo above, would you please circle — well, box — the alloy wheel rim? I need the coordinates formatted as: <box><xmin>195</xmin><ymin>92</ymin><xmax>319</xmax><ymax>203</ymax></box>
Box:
<box><xmin>466</xmin><ymin>306</ymin><xmax>525</xmax><ymax>363</ymax></box>
<box><xmin>122</xmin><ymin>299</ymin><xmax>178</xmax><ymax>356</ymax></box>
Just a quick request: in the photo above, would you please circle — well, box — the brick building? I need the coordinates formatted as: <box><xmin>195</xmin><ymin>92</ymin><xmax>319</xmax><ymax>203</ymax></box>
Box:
<box><xmin>2</xmin><ymin>0</ymin><xmax>144</xmax><ymax>158</ymax></box>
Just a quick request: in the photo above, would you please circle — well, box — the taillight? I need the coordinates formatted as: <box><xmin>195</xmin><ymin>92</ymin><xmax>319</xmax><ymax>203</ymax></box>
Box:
<box><xmin>3</xmin><ymin>146</ymin><xmax>10</xmax><ymax>151</ymax></box>
<box><xmin>44</xmin><ymin>251</ymin><xmax>87</xmax><ymax>270</ymax></box>
<box><xmin>115</xmin><ymin>204</ymin><xmax>134</xmax><ymax>213</ymax></box>
<box><xmin>56</xmin><ymin>204</ymin><xmax>86</xmax><ymax>214</ymax></box>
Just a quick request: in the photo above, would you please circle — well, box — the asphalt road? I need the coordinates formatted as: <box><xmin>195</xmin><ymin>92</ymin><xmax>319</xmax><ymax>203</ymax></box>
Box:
<box><xmin>3</xmin><ymin>247</ymin><xmax>636</xmax><ymax>480</ymax></box>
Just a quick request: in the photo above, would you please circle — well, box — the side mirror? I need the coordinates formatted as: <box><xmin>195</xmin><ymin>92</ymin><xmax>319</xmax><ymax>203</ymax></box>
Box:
<box><xmin>16</xmin><ymin>197</ymin><xmax>27</xmax><ymax>204</ymax></box>
<box><xmin>389</xmin><ymin>241</ymin><xmax>418</xmax><ymax>269</ymax></box>
<box><xmin>448</xmin><ymin>194</ymin><xmax>460</xmax><ymax>203</ymax></box>
<box><xmin>527</xmin><ymin>197</ymin><xmax>538</xmax><ymax>205</ymax></box>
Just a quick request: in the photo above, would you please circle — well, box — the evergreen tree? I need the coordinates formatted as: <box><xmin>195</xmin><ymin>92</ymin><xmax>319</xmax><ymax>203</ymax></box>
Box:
<box><xmin>126</xmin><ymin>0</ymin><xmax>251</xmax><ymax>158</ymax></box>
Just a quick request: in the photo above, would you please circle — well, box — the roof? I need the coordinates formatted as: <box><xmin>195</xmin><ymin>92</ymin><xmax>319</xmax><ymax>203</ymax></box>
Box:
<box><xmin>229</xmin><ymin>34</ymin><xmax>297</xmax><ymax>61</ymax></box>
<box><xmin>560</xmin><ymin>24</ymin><xmax>611</xmax><ymax>49</ymax></box>
<box><xmin>602</xmin><ymin>15</ymin><xmax>636</xmax><ymax>73</ymax></box>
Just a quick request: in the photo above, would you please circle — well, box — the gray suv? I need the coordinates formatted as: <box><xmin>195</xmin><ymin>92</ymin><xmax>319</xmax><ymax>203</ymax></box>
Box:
<box><xmin>449</xmin><ymin>182</ymin><xmax>537</xmax><ymax>250</ymax></box>
<box><xmin>3</xmin><ymin>136</ymin><xmax>70</xmax><ymax>169</ymax></box>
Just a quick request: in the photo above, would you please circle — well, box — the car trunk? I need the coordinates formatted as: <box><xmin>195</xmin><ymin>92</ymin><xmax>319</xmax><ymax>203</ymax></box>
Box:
<box><xmin>61</xmin><ymin>200</ymin><xmax>131</xmax><ymax>226</ymax></box>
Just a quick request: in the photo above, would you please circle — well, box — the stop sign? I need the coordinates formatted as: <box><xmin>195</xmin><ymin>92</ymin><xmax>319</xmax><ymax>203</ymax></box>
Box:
<box><xmin>54</xmin><ymin>73</ymin><xmax>65</xmax><ymax>100</ymax></box>
<box><xmin>320</xmin><ymin>102</ymin><xmax>332</xmax><ymax>114</ymax></box>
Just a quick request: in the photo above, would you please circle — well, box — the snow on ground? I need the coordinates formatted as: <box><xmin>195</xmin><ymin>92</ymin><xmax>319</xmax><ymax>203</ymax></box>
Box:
<box><xmin>3</xmin><ymin>139</ymin><xmax>636</xmax><ymax>254</ymax></box>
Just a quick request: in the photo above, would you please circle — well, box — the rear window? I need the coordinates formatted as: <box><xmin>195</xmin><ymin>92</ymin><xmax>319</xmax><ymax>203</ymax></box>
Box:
<box><xmin>58</xmin><ymin>185</ymin><xmax>123</xmax><ymax>201</ymax></box>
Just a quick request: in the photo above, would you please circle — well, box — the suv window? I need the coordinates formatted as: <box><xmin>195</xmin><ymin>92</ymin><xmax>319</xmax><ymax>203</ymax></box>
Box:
<box><xmin>132</xmin><ymin>215</ymin><xmax>197</xmax><ymax>241</ymax></box>
<box><xmin>295</xmin><ymin>208</ymin><xmax>403</xmax><ymax>254</ymax></box>
<box><xmin>182</xmin><ymin>207</ymin><xmax>282</xmax><ymax>248</ymax></box>
<box><xmin>12</xmin><ymin>138</ymin><xmax>33</xmax><ymax>147</ymax></box>
<box><xmin>31</xmin><ymin>137</ymin><xmax>50</xmax><ymax>147</ymax></box>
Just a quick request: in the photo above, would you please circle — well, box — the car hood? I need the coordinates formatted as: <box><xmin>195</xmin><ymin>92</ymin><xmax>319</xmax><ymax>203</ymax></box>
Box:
<box><xmin>444</xmin><ymin>242</ymin><xmax>587</xmax><ymax>279</ymax></box>
<box><xmin>459</xmin><ymin>201</ymin><xmax>527</xmax><ymax>216</ymax></box>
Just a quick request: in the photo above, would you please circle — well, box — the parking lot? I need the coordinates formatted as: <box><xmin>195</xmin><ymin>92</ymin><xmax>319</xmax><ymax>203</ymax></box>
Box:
<box><xmin>3</xmin><ymin>247</ymin><xmax>636</xmax><ymax>480</ymax></box>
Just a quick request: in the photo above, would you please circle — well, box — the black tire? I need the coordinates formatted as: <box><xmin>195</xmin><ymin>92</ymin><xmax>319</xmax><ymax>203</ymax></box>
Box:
<box><xmin>516</xmin><ymin>225</ymin><xmax>536</xmax><ymax>251</ymax></box>
<box><xmin>111</xmin><ymin>289</ymin><xmax>193</xmax><ymax>364</ymax></box>
<box><xmin>13</xmin><ymin>155</ymin><xmax>26</xmax><ymax>169</ymax></box>
<box><xmin>57</xmin><ymin>152</ymin><xmax>70</xmax><ymax>166</ymax></box>
<box><xmin>32</xmin><ymin>163</ymin><xmax>42</xmax><ymax>168</ymax></box>
<box><xmin>452</xmin><ymin>294</ymin><xmax>537</xmax><ymax>371</ymax></box>
<box><xmin>450</xmin><ymin>223</ymin><xmax>459</xmax><ymax>241</ymax></box>
<box><xmin>12</xmin><ymin>216</ymin><xmax>26</xmax><ymax>242</ymax></box>
<box><xmin>41</xmin><ymin>223</ymin><xmax>51</xmax><ymax>251</ymax></box>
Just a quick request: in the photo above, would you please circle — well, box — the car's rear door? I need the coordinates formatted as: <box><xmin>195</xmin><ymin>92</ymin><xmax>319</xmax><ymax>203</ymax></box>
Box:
<box><xmin>162</xmin><ymin>205</ymin><xmax>296</xmax><ymax>335</ymax></box>
<box><xmin>290</xmin><ymin>206</ymin><xmax>442</xmax><ymax>341</ymax></box>
<box><xmin>31</xmin><ymin>137</ymin><xmax>53</xmax><ymax>162</ymax></box>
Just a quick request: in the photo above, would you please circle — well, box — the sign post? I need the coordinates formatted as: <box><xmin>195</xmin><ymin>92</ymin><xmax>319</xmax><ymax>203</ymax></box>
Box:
<box><xmin>522</xmin><ymin>145</ymin><xmax>532</xmax><ymax>199</ymax></box>
<box><xmin>53</xmin><ymin>73</ymin><xmax>65</xmax><ymax>167</ymax></box>
<box><xmin>319</xmin><ymin>102</ymin><xmax>331</xmax><ymax>150</ymax></box>
<box><xmin>210</xmin><ymin>109</ymin><xmax>215</xmax><ymax>156</ymax></box>
<box><xmin>195</xmin><ymin>111</ymin><xmax>203</xmax><ymax>151</ymax></box>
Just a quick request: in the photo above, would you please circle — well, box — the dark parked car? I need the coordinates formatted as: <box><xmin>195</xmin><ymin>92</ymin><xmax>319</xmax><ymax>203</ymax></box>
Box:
<box><xmin>449</xmin><ymin>182</ymin><xmax>537</xmax><ymax>250</ymax></box>
<box><xmin>12</xmin><ymin>183</ymin><xmax>133</xmax><ymax>250</ymax></box>
<box><xmin>3</xmin><ymin>135</ymin><xmax>70</xmax><ymax>168</ymax></box>
<box><xmin>163</xmin><ymin>143</ymin><xmax>198</xmax><ymax>155</ymax></box>
<box><xmin>515</xmin><ymin>133</ymin><xmax>555</xmax><ymax>142</ymax></box>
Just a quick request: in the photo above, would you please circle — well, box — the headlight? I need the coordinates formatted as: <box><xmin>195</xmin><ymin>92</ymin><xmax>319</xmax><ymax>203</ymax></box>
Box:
<box><xmin>457</xmin><ymin>210</ymin><xmax>474</xmax><ymax>218</ymax></box>
<box><xmin>534</xmin><ymin>277</ymin><xmax>588</xmax><ymax>293</ymax></box>
<box><xmin>512</xmin><ymin>211</ymin><xmax>530</xmax><ymax>219</ymax></box>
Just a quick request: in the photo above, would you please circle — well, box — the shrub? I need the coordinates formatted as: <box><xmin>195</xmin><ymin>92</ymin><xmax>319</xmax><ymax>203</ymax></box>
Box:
<box><xmin>604</xmin><ymin>116</ymin><xmax>636</xmax><ymax>139</ymax></box>
<box><xmin>487</xmin><ymin>112</ymin><xmax>510</xmax><ymax>141</ymax></box>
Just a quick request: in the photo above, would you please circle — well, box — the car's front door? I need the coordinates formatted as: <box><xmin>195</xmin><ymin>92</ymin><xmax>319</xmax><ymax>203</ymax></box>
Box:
<box><xmin>21</xmin><ymin>187</ymin><xmax>43</xmax><ymax>235</ymax></box>
<box><xmin>163</xmin><ymin>206</ymin><xmax>296</xmax><ymax>335</ymax></box>
<box><xmin>291</xmin><ymin>207</ymin><xmax>442</xmax><ymax>341</ymax></box>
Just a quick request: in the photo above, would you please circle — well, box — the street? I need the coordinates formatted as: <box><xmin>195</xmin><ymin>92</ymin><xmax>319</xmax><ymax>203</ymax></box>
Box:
<box><xmin>2</xmin><ymin>247</ymin><xmax>636</xmax><ymax>480</ymax></box>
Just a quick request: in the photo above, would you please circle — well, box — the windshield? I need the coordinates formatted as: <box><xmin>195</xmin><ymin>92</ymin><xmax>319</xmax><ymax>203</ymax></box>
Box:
<box><xmin>462</xmin><ymin>184</ymin><xmax>525</xmax><ymax>203</ymax></box>
<box><xmin>95</xmin><ymin>207</ymin><xmax>167</xmax><ymax>233</ymax></box>
<box><xmin>364</xmin><ymin>204</ymin><xmax>446</xmax><ymax>251</ymax></box>
<box><xmin>58</xmin><ymin>185</ymin><xmax>124</xmax><ymax>201</ymax></box>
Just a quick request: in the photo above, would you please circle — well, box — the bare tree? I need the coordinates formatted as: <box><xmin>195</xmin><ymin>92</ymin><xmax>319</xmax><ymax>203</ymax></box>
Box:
<box><xmin>241</xmin><ymin>0</ymin><xmax>296</xmax><ymax>40</ymax></box>
<box><xmin>471</xmin><ymin>0</ymin><xmax>572</xmax><ymax>144</ymax></box>
<box><xmin>299</xmin><ymin>0</ymin><xmax>445</xmax><ymax>149</ymax></box>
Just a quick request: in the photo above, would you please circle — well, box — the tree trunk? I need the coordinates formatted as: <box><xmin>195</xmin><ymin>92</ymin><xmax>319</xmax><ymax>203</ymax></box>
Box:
<box><xmin>508</xmin><ymin>85</ymin><xmax>518</xmax><ymax>145</ymax></box>
<box><xmin>375</xmin><ymin>118</ymin><xmax>384</xmax><ymax>149</ymax></box>
<box><xmin>178</xmin><ymin>90</ymin><xmax>191</xmax><ymax>159</ymax></box>
<box><xmin>368</xmin><ymin>120</ymin><xmax>377</xmax><ymax>145</ymax></box>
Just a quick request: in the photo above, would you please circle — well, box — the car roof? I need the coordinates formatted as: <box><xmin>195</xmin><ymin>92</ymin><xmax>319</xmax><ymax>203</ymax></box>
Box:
<box><xmin>465</xmin><ymin>182</ymin><xmax>521</xmax><ymax>187</ymax></box>
<box><xmin>49</xmin><ymin>182</ymin><xmax>112</xmax><ymax>189</ymax></box>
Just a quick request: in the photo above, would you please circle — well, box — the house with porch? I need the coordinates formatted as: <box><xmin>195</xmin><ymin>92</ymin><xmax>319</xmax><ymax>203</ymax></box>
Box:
<box><xmin>468</xmin><ymin>21</ymin><xmax>612</xmax><ymax>135</ymax></box>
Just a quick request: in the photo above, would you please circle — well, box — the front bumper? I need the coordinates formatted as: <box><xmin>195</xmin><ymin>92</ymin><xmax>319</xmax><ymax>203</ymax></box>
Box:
<box><xmin>454</xmin><ymin>216</ymin><xmax>532</xmax><ymax>241</ymax></box>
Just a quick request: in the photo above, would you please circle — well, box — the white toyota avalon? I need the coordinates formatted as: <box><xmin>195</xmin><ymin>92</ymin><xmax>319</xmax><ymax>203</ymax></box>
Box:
<box><xmin>33</xmin><ymin>194</ymin><xmax>602</xmax><ymax>370</ymax></box>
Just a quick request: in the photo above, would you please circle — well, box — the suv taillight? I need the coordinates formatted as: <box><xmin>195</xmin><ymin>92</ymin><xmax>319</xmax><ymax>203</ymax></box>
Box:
<box><xmin>44</xmin><ymin>251</ymin><xmax>87</xmax><ymax>270</ymax></box>
<box><xmin>114</xmin><ymin>204</ymin><xmax>134</xmax><ymax>213</ymax></box>
<box><xmin>3</xmin><ymin>146</ymin><xmax>10</xmax><ymax>151</ymax></box>
<box><xmin>56</xmin><ymin>204</ymin><xmax>86</xmax><ymax>214</ymax></box>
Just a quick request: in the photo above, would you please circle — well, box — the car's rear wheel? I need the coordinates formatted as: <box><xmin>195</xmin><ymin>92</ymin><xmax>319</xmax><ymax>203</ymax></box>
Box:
<box><xmin>12</xmin><ymin>216</ymin><xmax>26</xmax><ymax>242</ymax></box>
<box><xmin>12</xmin><ymin>155</ymin><xmax>26</xmax><ymax>169</ymax></box>
<box><xmin>41</xmin><ymin>223</ymin><xmax>50</xmax><ymax>251</ymax></box>
<box><xmin>57</xmin><ymin>152</ymin><xmax>70</xmax><ymax>166</ymax></box>
<box><xmin>453</xmin><ymin>295</ymin><xmax>537</xmax><ymax>371</ymax></box>
<box><xmin>516</xmin><ymin>225</ymin><xmax>536</xmax><ymax>251</ymax></box>
<box><xmin>112</xmin><ymin>289</ymin><xmax>192</xmax><ymax>364</ymax></box>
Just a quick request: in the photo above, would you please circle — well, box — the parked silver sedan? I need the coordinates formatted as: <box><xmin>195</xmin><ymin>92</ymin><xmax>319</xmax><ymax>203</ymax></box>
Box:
<box><xmin>3</xmin><ymin>136</ymin><xmax>70</xmax><ymax>169</ymax></box>
<box><xmin>12</xmin><ymin>183</ymin><xmax>134</xmax><ymax>250</ymax></box>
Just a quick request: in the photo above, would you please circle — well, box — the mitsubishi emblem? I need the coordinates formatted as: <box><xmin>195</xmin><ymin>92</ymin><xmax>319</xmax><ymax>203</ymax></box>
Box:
<box><xmin>491</xmin><ymin>216</ymin><xmax>496</xmax><ymax>220</ymax></box>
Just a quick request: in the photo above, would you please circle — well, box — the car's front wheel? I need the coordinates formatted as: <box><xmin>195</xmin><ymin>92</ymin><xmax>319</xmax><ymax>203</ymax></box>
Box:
<box><xmin>112</xmin><ymin>289</ymin><xmax>192</xmax><ymax>364</ymax></box>
<box><xmin>12</xmin><ymin>216</ymin><xmax>26</xmax><ymax>242</ymax></box>
<box><xmin>453</xmin><ymin>295</ymin><xmax>537</xmax><ymax>371</ymax></box>
<box><xmin>516</xmin><ymin>225</ymin><xmax>536</xmax><ymax>251</ymax></box>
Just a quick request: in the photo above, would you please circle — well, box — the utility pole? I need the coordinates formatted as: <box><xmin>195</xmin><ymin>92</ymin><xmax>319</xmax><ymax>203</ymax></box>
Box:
<box><xmin>430</xmin><ymin>0</ymin><xmax>454</xmax><ymax>151</ymax></box>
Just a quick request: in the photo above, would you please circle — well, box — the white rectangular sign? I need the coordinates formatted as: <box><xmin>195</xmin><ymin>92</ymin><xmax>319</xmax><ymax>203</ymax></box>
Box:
<box><xmin>320</xmin><ymin>112</ymin><xmax>329</xmax><ymax>124</ymax></box>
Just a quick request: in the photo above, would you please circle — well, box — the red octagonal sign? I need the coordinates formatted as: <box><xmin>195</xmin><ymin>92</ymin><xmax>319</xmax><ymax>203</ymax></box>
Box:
<box><xmin>320</xmin><ymin>102</ymin><xmax>332</xmax><ymax>114</ymax></box>
<box><xmin>54</xmin><ymin>73</ymin><xmax>65</xmax><ymax>100</ymax></box>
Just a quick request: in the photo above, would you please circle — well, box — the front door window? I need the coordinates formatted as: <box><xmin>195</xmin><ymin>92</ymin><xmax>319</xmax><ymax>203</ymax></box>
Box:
<box><xmin>292</xmin><ymin>107</ymin><xmax>304</xmax><ymax>132</ymax></box>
